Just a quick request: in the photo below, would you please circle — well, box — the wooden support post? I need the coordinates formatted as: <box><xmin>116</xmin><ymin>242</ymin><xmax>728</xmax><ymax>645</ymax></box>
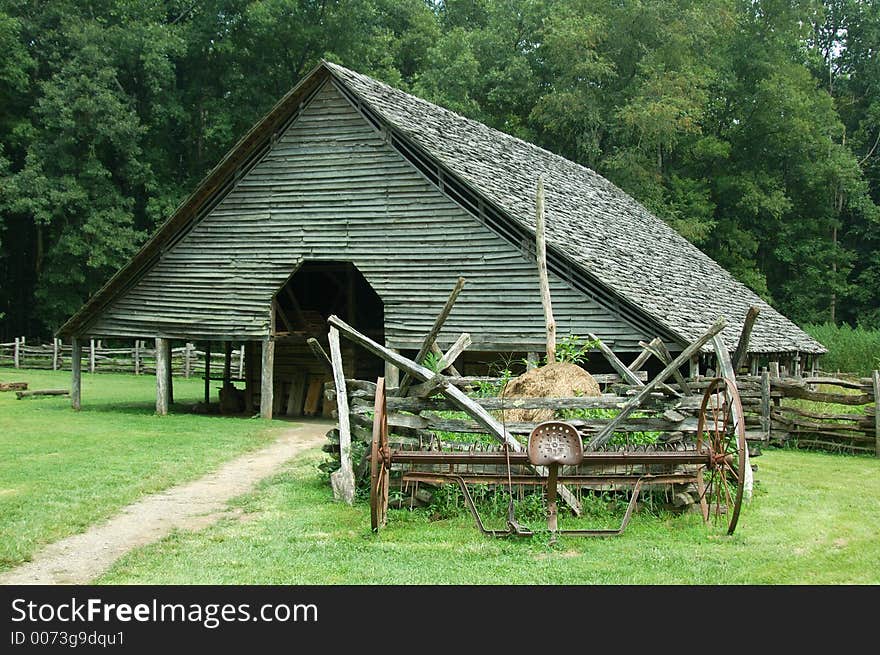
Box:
<box><xmin>52</xmin><ymin>339</ymin><xmax>59</xmax><ymax>371</ymax></box>
<box><xmin>134</xmin><ymin>340</ymin><xmax>140</xmax><ymax>375</ymax></box>
<box><xmin>328</xmin><ymin>327</ymin><xmax>356</xmax><ymax>504</ymax></box>
<box><xmin>769</xmin><ymin>361</ymin><xmax>780</xmax><ymax>380</ymax></box>
<box><xmin>398</xmin><ymin>276</ymin><xmax>466</xmax><ymax>395</ymax></box>
<box><xmin>13</xmin><ymin>337</ymin><xmax>19</xmax><ymax>368</ymax></box>
<box><xmin>526</xmin><ymin>352</ymin><xmax>539</xmax><ymax>370</ymax></box>
<box><xmin>71</xmin><ymin>338</ymin><xmax>82</xmax><ymax>411</ymax></box>
<box><xmin>244</xmin><ymin>343</ymin><xmax>254</xmax><ymax>414</ymax></box>
<box><xmin>327</xmin><ymin>314</ymin><xmax>583</xmax><ymax>516</ymax></box>
<box><xmin>260</xmin><ymin>338</ymin><xmax>274</xmax><ymax>420</ymax></box>
<box><xmin>732</xmin><ymin>306</ymin><xmax>760</xmax><ymax>372</ymax></box>
<box><xmin>238</xmin><ymin>344</ymin><xmax>245</xmax><ymax>379</ymax></box>
<box><xmin>204</xmin><ymin>342</ymin><xmax>212</xmax><ymax>405</ymax></box>
<box><xmin>873</xmin><ymin>370</ymin><xmax>879</xmax><ymax>458</ymax></box>
<box><xmin>750</xmin><ymin>356</ymin><xmax>759</xmax><ymax>376</ymax></box>
<box><xmin>89</xmin><ymin>338</ymin><xmax>96</xmax><ymax>374</ymax></box>
<box><xmin>794</xmin><ymin>352</ymin><xmax>802</xmax><ymax>378</ymax></box>
<box><xmin>166</xmin><ymin>340</ymin><xmax>174</xmax><ymax>405</ymax></box>
<box><xmin>761</xmin><ymin>370</ymin><xmax>771</xmax><ymax>442</ymax></box>
<box><xmin>155</xmin><ymin>337</ymin><xmax>169</xmax><ymax>416</ymax></box>
<box><xmin>535</xmin><ymin>175</ymin><xmax>556</xmax><ymax>363</ymax></box>
<box><xmin>588</xmin><ymin>317</ymin><xmax>727</xmax><ymax>449</ymax></box>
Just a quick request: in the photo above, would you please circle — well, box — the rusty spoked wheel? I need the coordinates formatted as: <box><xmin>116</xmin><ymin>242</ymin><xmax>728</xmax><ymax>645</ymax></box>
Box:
<box><xmin>696</xmin><ymin>376</ymin><xmax>746</xmax><ymax>535</ymax></box>
<box><xmin>370</xmin><ymin>377</ymin><xmax>390</xmax><ymax>533</ymax></box>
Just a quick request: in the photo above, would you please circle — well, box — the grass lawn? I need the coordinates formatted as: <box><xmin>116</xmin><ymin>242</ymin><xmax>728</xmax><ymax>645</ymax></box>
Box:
<box><xmin>99</xmin><ymin>447</ymin><xmax>880</xmax><ymax>584</ymax></box>
<box><xmin>0</xmin><ymin>367</ymin><xmax>288</xmax><ymax>573</ymax></box>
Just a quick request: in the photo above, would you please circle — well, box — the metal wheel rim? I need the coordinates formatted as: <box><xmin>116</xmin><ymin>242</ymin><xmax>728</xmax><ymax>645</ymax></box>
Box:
<box><xmin>696</xmin><ymin>377</ymin><xmax>746</xmax><ymax>535</ymax></box>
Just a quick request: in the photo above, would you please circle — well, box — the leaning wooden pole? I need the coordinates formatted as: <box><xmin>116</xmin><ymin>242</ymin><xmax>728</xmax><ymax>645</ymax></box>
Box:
<box><xmin>712</xmin><ymin>334</ymin><xmax>753</xmax><ymax>500</ymax></box>
<box><xmin>398</xmin><ymin>276</ymin><xmax>466</xmax><ymax>396</ymax></box>
<box><xmin>535</xmin><ymin>176</ymin><xmax>556</xmax><ymax>364</ymax></box>
<box><xmin>732</xmin><ymin>305</ymin><xmax>760</xmax><ymax>372</ymax></box>
<box><xmin>328</xmin><ymin>327</ymin><xmax>356</xmax><ymax>504</ymax></box>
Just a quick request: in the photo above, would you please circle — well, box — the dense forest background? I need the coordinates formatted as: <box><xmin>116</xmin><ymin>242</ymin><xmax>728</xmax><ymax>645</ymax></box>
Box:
<box><xmin>0</xmin><ymin>0</ymin><xmax>878</xmax><ymax>340</ymax></box>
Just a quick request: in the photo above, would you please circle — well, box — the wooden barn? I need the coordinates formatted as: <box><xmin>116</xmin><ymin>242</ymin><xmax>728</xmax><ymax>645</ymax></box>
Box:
<box><xmin>57</xmin><ymin>61</ymin><xmax>825</xmax><ymax>418</ymax></box>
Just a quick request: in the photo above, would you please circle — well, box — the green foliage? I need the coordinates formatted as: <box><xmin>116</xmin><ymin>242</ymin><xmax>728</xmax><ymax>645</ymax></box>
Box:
<box><xmin>422</xmin><ymin>350</ymin><xmax>443</xmax><ymax>373</ymax></box>
<box><xmin>803</xmin><ymin>322</ymin><xmax>880</xmax><ymax>375</ymax></box>
<box><xmin>561</xmin><ymin>406</ymin><xmax>660</xmax><ymax>447</ymax></box>
<box><xmin>552</xmin><ymin>334</ymin><xmax>599</xmax><ymax>366</ymax></box>
<box><xmin>1</xmin><ymin>0</ymin><xmax>880</xmax><ymax>337</ymax></box>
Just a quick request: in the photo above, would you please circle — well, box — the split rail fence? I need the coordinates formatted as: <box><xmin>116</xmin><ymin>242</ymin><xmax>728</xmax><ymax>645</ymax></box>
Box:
<box><xmin>0</xmin><ymin>337</ymin><xmax>245</xmax><ymax>380</ymax></box>
<box><xmin>326</xmin><ymin>370</ymin><xmax>880</xmax><ymax>460</ymax></box>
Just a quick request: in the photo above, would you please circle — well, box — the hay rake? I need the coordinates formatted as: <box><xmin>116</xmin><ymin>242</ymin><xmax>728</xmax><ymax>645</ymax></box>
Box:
<box><xmin>369</xmin><ymin>375</ymin><xmax>747</xmax><ymax>538</ymax></box>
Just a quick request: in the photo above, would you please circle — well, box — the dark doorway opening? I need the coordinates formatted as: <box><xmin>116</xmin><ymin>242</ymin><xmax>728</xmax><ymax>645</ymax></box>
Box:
<box><xmin>273</xmin><ymin>261</ymin><xmax>384</xmax><ymax>379</ymax></box>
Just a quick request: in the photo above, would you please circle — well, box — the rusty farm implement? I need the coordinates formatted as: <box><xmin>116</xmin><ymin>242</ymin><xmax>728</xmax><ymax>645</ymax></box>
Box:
<box><xmin>326</xmin><ymin>314</ymin><xmax>750</xmax><ymax>540</ymax></box>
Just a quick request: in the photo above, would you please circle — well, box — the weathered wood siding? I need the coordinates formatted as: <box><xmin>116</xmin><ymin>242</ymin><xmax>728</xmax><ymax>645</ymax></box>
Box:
<box><xmin>85</xmin><ymin>82</ymin><xmax>654</xmax><ymax>351</ymax></box>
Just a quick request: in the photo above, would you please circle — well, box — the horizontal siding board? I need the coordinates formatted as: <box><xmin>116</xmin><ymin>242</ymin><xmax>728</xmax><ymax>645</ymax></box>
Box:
<box><xmin>88</xmin><ymin>82</ymin><xmax>652</xmax><ymax>349</ymax></box>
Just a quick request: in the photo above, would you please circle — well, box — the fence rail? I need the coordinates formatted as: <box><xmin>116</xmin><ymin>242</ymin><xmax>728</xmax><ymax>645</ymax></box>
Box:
<box><xmin>0</xmin><ymin>337</ymin><xmax>245</xmax><ymax>379</ymax></box>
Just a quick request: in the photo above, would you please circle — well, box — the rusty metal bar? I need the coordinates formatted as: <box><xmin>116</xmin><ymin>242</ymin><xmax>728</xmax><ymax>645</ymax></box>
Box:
<box><xmin>389</xmin><ymin>450</ymin><xmax>711</xmax><ymax>467</ymax></box>
<box><xmin>402</xmin><ymin>472</ymin><xmax>697</xmax><ymax>487</ymax></box>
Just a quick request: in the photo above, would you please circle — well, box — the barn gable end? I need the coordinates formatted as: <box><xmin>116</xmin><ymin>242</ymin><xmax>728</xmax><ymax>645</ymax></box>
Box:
<box><xmin>83</xmin><ymin>81</ymin><xmax>656</xmax><ymax>351</ymax></box>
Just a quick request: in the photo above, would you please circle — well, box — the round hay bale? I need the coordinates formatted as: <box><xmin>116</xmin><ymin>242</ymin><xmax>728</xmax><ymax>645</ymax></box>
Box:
<box><xmin>498</xmin><ymin>362</ymin><xmax>601</xmax><ymax>423</ymax></box>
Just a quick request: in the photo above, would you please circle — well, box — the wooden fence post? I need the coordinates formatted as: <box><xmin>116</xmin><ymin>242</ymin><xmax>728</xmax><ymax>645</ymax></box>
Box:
<box><xmin>385</xmin><ymin>349</ymin><xmax>400</xmax><ymax>389</ymax></box>
<box><xmin>71</xmin><ymin>338</ymin><xmax>82</xmax><ymax>411</ymax></box>
<box><xmin>89</xmin><ymin>338</ymin><xmax>96</xmax><ymax>374</ymax></box>
<box><xmin>761</xmin><ymin>370</ymin><xmax>771</xmax><ymax>442</ymax></box>
<box><xmin>873</xmin><ymin>370</ymin><xmax>879</xmax><ymax>458</ymax></box>
<box><xmin>13</xmin><ymin>337</ymin><xmax>19</xmax><ymax>368</ymax></box>
<box><xmin>52</xmin><ymin>338</ymin><xmax>59</xmax><ymax>371</ymax></box>
<box><xmin>184</xmin><ymin>342</ymin><xmax>192</xmax><ymax>379</ymax></box>
<box><xmin>328</xmin><ymin>327</ymin><xmax>355</xmax><ymax>504</ymax></box>
<box><xmin>769</xmin><ymin>361</ymin><xmax>780</xmax><ymax>379</ymax></box>
<box><xmin>134</xmin><ymin>340</ymin><xmax>140</xmax><ymax>375</ymax></box>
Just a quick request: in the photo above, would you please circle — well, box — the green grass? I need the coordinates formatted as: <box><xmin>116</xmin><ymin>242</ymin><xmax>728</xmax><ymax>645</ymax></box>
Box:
<box><xmin>99</xmin><ymin>447</ymin><xmax>880</xmax><ymax>584</ymax></box>
<box><xmin>0</xmin><ymin>367</ymin><xmax>288</xmax><ymax>572</ymax></box>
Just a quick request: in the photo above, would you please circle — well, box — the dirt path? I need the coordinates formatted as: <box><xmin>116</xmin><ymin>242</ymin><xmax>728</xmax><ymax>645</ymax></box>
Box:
<box><xmin>0</xmin><ymin>420</ymin><xmax>330</xmax><ymax>585</ymax></box>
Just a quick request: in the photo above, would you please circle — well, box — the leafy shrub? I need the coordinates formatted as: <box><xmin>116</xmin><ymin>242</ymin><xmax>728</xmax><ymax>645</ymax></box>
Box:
<box><xmin>803</xmin><ymin>322</ymin><xmax>880</xmax><ymax>376</ymax></box>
